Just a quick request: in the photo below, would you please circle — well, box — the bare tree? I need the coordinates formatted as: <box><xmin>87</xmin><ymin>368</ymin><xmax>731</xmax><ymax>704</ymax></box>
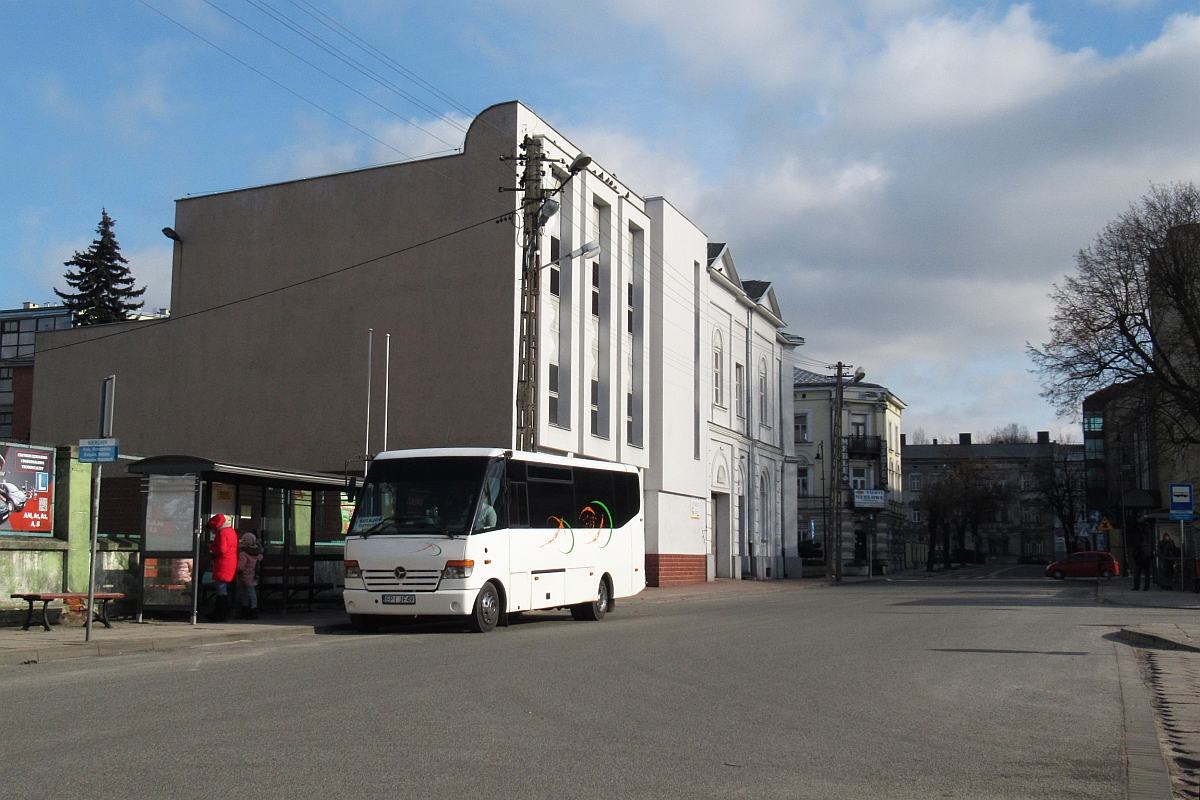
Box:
<box><xmin>908</xmin><ymin>428</ymin><xmax>930</xmax><ymax>445</ymax></box>
<box><xmin>917</xmin><ymin>474</ymin><xmax>955</xmax><ymax>571</ymax></box>
<box><xmin>1031</xmin><ymin>444</ymin><xmax>1086</xmax><ymax>554</ymax></box>
<box><xmin>987</xmin><ymin>423</ymin><xmax>1033</xmax><ymax>444</ymax></box>
<box><xmin>1030</xmin><ymin>182</ymin><xmax>1200</xmax><ymax>445</ymax></box>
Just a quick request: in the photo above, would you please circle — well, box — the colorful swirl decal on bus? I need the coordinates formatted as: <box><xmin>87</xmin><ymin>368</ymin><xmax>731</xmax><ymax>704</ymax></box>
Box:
<box><xmin>581</xmin><ymin>500</ymin><xmax>614</xmax><ymax>548</ymax></box>
<box><xmin>540</xmin><ymin>517</ymin><xmax>575</xmax><ymax>554</ymax></box>
<box><xmin>413</xmin><ymin>542</ymin><xmax>443</xmax><ymax>556</ymax></box>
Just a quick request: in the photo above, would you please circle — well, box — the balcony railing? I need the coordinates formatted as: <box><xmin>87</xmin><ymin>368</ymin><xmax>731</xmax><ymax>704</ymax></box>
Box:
<box><xmin>847</xmin><ymin>435</ymin><xmax>883</xmax><ymax>455</ymax></box>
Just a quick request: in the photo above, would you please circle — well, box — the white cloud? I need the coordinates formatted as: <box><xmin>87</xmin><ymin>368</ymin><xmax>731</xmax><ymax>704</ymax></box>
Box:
<box><xmin>580</xmin><ymin>2</ymin><xmax>1200</xmax><ymax>434</ymax></box>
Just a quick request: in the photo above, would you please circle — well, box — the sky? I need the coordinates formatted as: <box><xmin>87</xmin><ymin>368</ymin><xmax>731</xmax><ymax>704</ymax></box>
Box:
<box><xmin>4</xmin><ymin>0</ymin><xmax>1200</xmax><ymax>442</ymax></box>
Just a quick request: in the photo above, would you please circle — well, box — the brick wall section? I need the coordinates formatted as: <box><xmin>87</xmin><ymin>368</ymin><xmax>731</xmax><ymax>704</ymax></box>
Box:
<box><xmin>11</xmin><ymin>365</ymin><xmax>34</xmax><ymax>442</ymax></box>
<box><xmin>645</xmin><ymin>553</ymin><xmax>707</xmax><ymax>587</ymax></box>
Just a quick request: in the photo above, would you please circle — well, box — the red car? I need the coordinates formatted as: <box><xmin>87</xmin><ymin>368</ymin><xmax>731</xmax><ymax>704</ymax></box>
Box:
<box><xmin>1045</xmin><ymin>551</ymin><xmax>1120</xmax><ymax>580</ymax></box>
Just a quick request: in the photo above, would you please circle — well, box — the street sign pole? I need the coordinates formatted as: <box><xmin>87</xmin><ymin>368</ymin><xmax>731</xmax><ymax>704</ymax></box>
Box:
<box><xmin>84</xmin><ymin>376</ymin><xmax>116</xmax><ymax>643</ymax></box>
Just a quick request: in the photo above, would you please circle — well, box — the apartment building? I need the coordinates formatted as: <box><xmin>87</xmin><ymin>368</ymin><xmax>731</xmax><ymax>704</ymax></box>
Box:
<box><xmin>792</xmin><ymin>368</ymin><xmax>905</xmax><ymax>576</ymax></box>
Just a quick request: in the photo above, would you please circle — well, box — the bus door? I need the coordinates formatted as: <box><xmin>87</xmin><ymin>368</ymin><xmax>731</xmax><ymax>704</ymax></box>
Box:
<box><xmin>505</xmin><ymin>460</ymin><xmax>532</xmax><ymax>612</ymax></box>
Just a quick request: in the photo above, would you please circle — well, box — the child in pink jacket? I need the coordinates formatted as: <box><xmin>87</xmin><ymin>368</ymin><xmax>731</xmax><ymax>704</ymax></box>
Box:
<box><xmin>237</xmin><ymin>532</ymin><xmax>264</xmax><ymax>620</ymax></box>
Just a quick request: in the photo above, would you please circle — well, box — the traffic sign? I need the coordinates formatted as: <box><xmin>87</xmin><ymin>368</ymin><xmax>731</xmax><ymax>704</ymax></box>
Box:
<box><xmin>79</xmin><ymin>438</ymin><xmax>118</xmax><ymax>463</ymax></box>
<box><xmin>1170</xmin><ymin>483</ymin><xmax>1193</xmax><ymax>521</ymax></box>
<box><xmin>1097</xmin><ymin>517</ymin><xmax>1114</xmax><ymax>532</ymax></box>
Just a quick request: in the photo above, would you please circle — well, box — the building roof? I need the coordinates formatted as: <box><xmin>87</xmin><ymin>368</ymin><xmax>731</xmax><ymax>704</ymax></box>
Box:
<box><xmin>707</xmin><ymin>243</ymin><xmax>725</xmax><ymax>266</ymax></box>
<box><xmin>741</xmin><ymin>280</ymin><xmax>770</xmax><ymax>302</ymax></box>
<box><xmin>901</xmin><ymin>442</ymin><xmax>1081</xmax><ymax>461</ymax></box>
<box><xmin>793</xmin><ymin>366</ymin><xmax>887</xmax><ymax>391</ymax></box>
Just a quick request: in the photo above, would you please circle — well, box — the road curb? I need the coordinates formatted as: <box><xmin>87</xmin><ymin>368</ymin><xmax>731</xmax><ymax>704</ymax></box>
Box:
<box><xmin>1117</xmin><ymin>627</ymin><xmax>1200</xmax><ymax>653</ymax></box>
<box><xmin>1115</xmin><ymin>641</ymin><xmax>1174</xmax><ymax>800</ymax></box>
<box><xmin>0</xmin><ymin>624</ymin><xmax>333</xmax><ymax>666</ymax></box>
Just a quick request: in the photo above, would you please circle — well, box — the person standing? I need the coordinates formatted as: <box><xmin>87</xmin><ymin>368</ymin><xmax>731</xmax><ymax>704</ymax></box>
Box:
<box><xmin>1131</xmin><ymin>537</ymin><xmax>1153</xmax><ymax>591</ymax></box>
<box><xmin>236</xmin><ymin>532</ymin><xmax>264</xmax><ymax>620</ymax></box>
<box><xmin>1158</xmin><ymin>533</ymin><xmax>1181</xmax><ymax>591</ymax></box>
<box><xmin>207</xmin><ymin>514</ymin><xmax>238</xmax><ymax>621</ymax></box>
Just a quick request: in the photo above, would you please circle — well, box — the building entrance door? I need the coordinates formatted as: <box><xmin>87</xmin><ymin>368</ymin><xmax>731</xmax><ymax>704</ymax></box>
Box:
<box><xmin>713</xmin><ymin>492</ymin><xmax>731</xmax><ymax>579</ymax></box>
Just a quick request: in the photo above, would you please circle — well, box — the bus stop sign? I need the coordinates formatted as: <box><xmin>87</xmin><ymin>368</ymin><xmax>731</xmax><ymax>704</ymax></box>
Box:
<box><xmin>1170</xmin><ymin>483</ymin><xmax>1193</xmax><ymax>521</ymax></box>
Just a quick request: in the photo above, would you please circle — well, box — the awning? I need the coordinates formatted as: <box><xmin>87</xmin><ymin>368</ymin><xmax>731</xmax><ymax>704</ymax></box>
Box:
<box><xmin>127</xmin><ymin>455</ymin><xmax>347</xmax><ymax>490</ymax></box>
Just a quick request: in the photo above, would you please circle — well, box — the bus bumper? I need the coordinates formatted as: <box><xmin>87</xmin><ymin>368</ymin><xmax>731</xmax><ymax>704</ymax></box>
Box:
<box><xmin>343</xmin><ymin>588</ymin><xmax>475</xmax><ymax>617</ymax></box>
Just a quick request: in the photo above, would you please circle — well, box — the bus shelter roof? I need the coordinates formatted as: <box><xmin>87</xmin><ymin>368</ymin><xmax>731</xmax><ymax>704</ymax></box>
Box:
<box><xmin>126</xmin><ymin>455</ymin><xmax>347</xmax><ymax>491</ymax></box>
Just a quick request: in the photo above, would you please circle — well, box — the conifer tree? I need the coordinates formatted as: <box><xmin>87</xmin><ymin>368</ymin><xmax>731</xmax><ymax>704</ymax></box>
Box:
<box><xmin>55</xmin><ymin>209</ymin><xmax>145</xmax><ymax>325</ymax></box>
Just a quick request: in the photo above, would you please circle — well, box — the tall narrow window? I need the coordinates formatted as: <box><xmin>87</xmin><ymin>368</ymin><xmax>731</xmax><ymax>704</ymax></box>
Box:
<box><xmin>548</xmin><ymin>364</ymin><xmax>560</xmax><ymax>426</ymax></box>
<box><xmin>713</xmin><ymin>331</ymin><xmax>724</xmax><ymax>407</ymax></box>
<box><xmin>626</xmin><ymin>392</ymin><xmax>634</xmax><ymax>443</ymax></box>
<box><xmin>758</xmin><ymin>360</ymin><xmax>768</xmax><ymax>425</ymax></box>
<box><xmin>550</xmin><ymin>267</ymin><xmax>560</xmax><ymax>297</ymax></box>
<box><xmin>735</xmin><ymin>364</ymin><xmax>745</xmax><ymax>419</ymax></box>
<box><xmin>591</xmin><ymin>262</ymin><xmax>600</xmax><ymax>317</ymax></box>
<box><xmin>627</xmin><ymin>282</ymin><xmax>634</xmax><ymax>334</ymax></box>
<box><xmin>590</xmin><ymin>379</ymin><xmax>600</xmax><ymax>436</ymax></box>
<box><xmin>794</xmin><ymin>411</ymin><xmax>810</xmax><ymax>443</ymax></box>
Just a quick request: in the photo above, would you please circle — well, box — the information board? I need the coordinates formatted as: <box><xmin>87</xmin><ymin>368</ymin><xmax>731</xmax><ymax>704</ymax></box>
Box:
<box><xmin>144</xmin><ymin>475</ymin><xmax>198</xmax><ymax>552</ymax></box>
<box><xmin>0</xmin><ymin>444</ymin><xmax>55</xmax><ymax>533</ymax></box>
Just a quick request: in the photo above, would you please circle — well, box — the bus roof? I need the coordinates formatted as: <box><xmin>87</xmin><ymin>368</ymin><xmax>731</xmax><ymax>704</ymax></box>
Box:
<box><xmin>372</xmin><ymin>448</ymin><xmax>639</xmax><ymax>473</ymax></box>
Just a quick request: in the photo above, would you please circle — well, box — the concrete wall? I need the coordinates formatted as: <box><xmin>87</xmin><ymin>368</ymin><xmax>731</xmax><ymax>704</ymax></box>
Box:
<box><xmin>644</xmin><ymin>199</ymin><xmax>708</xmax><ymax>575</ymax></box>
<box><xmin>33</xmin><ymin>104</ymin><xmax>525</xmax><ymax>474</ymax></box>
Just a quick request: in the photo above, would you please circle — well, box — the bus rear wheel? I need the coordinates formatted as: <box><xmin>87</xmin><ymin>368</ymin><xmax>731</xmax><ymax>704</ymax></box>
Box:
<box><xmin>469</xmin><ymin>581</ymin><xmax>501</xmax><ymax>633</ymax></box>
<box><xmin>571</xmin><ymin>577</ymin><xmax>608</xmax><ymax>621</ymax></box>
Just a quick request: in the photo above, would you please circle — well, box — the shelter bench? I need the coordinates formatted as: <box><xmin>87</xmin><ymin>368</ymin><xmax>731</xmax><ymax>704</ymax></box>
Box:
<box><xmin>10</xmin><ymin>593</ymin><xmax>125</xmax><ymax>632</ymax></box>
<box><xmin>258</xmin><ymin>558</ymin><xmax>335</xmax><ymax>612</ymax></box>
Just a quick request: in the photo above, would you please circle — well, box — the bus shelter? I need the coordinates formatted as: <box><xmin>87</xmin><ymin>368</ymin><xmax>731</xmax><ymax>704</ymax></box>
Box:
<box><xmin>127</xmin><ymin>456</ymin><xmax>354</xmax><ymax>619</ymax></box>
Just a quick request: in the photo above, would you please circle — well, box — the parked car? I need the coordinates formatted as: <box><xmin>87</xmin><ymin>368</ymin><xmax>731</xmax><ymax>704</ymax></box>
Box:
<box><xmin>1045</xmin><ymin>551</ymin><xmax>1120</xmax><ymax>580</ymax></box>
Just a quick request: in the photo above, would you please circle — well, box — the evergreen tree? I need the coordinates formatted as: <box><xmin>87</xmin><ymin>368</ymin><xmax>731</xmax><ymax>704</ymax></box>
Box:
<box><xmin>55</xmin><ymin>209</ymin><xmax>145</xmax><ymax>325</ymax></box>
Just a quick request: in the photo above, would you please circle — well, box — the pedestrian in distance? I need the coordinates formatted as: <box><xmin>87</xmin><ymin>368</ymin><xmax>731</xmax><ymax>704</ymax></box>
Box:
<box><xmin>1131</xmin><ymin>537</ymin><xmax>1153</xmax><ymax>591</ymax></box>
<box><xmin>236</xmin><ymin>532</ymin><xmax>264</xmax><ymax>620</ymax></box>
<box><xmin>207</xmin><ymin>514</ymin><xmax>238</xmax><ymax>621</ymax></box>
<box><xmin>1158</xmin><ymin>532</ymin><xmax>1181</xmax><ymax>591</ymax></box>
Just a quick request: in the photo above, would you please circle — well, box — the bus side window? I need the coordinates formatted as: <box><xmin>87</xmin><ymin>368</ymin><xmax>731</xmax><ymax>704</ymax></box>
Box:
<box><xmin>508</xmin><ymin>482</ymin><xmax>529</xmax><ymax>528</ymax></box>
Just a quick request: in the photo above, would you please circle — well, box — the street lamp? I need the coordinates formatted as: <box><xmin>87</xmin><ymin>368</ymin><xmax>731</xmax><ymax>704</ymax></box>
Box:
<box><xmin>829</xmin><ymin>362</ymin><xmax>865</xmax><ymax>584</ymax></box>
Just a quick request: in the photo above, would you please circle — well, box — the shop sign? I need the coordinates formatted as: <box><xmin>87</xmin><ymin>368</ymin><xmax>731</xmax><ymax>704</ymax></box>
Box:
<box><xmin>853</xmin><ymin>489</ymin><xmax>886</xmax><ymax>509</ymax></box>
<box><xmin>0</xmin><ymin>443</ymin><xmax>55</xmax><ymax>533</ymax></box>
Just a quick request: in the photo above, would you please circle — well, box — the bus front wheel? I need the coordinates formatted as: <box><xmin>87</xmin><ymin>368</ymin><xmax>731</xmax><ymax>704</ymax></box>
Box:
<box><xmin>469</xmin><ymin>581</ymin><xmax>501</xmax><ymax>633</ymax></box>
<box><xmin>571</xmin><ymin>577</ymin><xmax>608</xmax><ymax>621</ymax></box>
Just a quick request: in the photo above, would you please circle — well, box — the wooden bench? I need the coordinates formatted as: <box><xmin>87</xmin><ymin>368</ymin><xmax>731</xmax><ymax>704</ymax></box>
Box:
<box><xmin>10</xmin><ymin>593</ymin><xmax>125</xmax><ymax>632</ymax></box>
<box><xmin>257</xmin><ymin>558</ymin><xmax>335</xmax><ymax>612</ymax></box>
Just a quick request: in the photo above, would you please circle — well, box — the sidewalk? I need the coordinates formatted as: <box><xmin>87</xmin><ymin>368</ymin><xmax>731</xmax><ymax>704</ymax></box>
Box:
<box><xmin>1097</xmin><ymin>579</ymin><xmax>1200</xmax><ymax>654</ymax></box>
<box><xmin>1</xmin><ymin>579</ymin><xmax>807</xmax><ymax>667</ymax></box>
<box><xmin>0</xmin><ymin>609</ymin><xmax>350</xmax><ymax>667</ymax></box>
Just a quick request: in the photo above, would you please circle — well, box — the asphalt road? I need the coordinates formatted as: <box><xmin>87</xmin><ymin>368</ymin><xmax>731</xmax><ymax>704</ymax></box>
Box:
<box><xmin>0</xmin><ymin>569</ymin><xmax>1184</xmax><ymax>799</ymax></box>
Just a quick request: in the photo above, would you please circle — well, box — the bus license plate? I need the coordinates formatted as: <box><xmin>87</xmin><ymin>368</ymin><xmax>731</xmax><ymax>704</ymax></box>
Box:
<box><xmin>382</xmin><ymin>594</ymin><xmax>416</xmax><ymax>605</ymax></box>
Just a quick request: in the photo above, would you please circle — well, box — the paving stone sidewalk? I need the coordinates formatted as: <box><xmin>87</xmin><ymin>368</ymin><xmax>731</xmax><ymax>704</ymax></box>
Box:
<box><xmin>1139</xmin><ymin>648</ymin><xmax>1200</xmax><ymax>798</ymax></box>
<box><xmin>0</xmin><ymin>579</ymin><xmax>803</xmax><ymax>667</ymax></box>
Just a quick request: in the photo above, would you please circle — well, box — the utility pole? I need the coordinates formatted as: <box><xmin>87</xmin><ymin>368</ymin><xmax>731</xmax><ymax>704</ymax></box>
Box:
<box><xmin>828</xmin><ymin>362</ymin><xmax>845</xmax><ymax>583</ymax></box>
<box><xmin>515</xmin><ymin>135</ymin><xmax>545</xmax><ymax>453</ymax></box>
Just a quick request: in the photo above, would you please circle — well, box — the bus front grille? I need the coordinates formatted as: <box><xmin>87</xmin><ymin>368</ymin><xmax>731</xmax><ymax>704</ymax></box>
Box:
<box><xmin>363</xmin><ymin>569</ymin><xmax>441</xmax><ymax>592</ymax></box>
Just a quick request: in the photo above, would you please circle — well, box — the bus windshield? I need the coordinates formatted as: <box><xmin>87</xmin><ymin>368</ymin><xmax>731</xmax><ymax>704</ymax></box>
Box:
<box><xmin>350</xmin><ymin>456</ymin><xmax>490</xmax><ymax>536</ymax></box>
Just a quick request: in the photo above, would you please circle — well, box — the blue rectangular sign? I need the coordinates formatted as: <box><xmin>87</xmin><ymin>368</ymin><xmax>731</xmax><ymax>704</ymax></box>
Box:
<box><xmin>1169</xmin><ymin>483</ymin><xmax>1193</xmax><ymax>521</ymax></box>
<box><xmin>79</xmin><ymin>438</ymin><xmax>119</xmax><ymax>464</ymax></box>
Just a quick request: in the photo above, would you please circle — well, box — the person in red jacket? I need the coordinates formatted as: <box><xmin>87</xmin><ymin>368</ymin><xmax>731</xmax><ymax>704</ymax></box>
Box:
<box><xmin>207</xmin><ymin>514</ymin><xmax>238</xmax><ymax>621</ymax></box>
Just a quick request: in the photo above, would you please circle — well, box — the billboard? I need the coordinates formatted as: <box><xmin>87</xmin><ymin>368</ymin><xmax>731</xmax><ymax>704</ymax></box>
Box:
<box><xmin>0</xmin><ymin>443</ymin><xmax>55</xmax><ymax>533</ymax></box>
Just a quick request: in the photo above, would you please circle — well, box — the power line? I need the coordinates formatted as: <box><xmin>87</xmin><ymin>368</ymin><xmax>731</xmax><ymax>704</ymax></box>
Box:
<box><xmin>37</xmin><ymin>209</ymin><xmax>512</xmax><ymax>356</ymax></box>
<box><xmin>136</xmin><ymin>0</ymin><xmax>501</xmax><ymax>203</ymax></box>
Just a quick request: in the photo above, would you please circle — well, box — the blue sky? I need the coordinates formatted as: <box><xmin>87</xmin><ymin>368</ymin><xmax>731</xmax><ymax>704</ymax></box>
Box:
<box><xmin>4</xmin><ymin>0</ymin><xmax>1200</xmax><ymax>440</ymax></box>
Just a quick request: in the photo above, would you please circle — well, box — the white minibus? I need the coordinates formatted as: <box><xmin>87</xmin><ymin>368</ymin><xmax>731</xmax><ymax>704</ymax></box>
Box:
<box><xmin>342</xmin><ymin>448</ymin><xmax>645</xmax><ymax>632</ymax></box>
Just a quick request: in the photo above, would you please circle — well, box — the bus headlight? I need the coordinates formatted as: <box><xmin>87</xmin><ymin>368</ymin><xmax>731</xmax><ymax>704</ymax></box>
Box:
<box><xmin>442</xmin><ymin>559</ymin><xmax>474</xmax><ymax>579</ymax></box>
<box><xmin>344</xmin><ymin>560</ymin><xmax>361</xmax><ymax>579</ymax></box>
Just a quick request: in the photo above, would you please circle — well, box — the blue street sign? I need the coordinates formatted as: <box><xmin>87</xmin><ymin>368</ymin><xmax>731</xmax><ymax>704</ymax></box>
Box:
<box><xmin>79</xmin><ymin>438</ymin><xmax>119</xmax><ymax>464</ymax></box>
<box><xmin>1169</xmin><ymin>483</ymin><xmax>1193</xmax><ymax>521</ymax></box>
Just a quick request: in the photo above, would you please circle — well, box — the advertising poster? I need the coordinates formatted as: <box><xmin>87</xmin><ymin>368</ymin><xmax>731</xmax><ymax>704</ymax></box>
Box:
<box><xmin>0</xmin><ymin>444</ymin><xmax>55</xmax><ymax>533</ymax></box>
